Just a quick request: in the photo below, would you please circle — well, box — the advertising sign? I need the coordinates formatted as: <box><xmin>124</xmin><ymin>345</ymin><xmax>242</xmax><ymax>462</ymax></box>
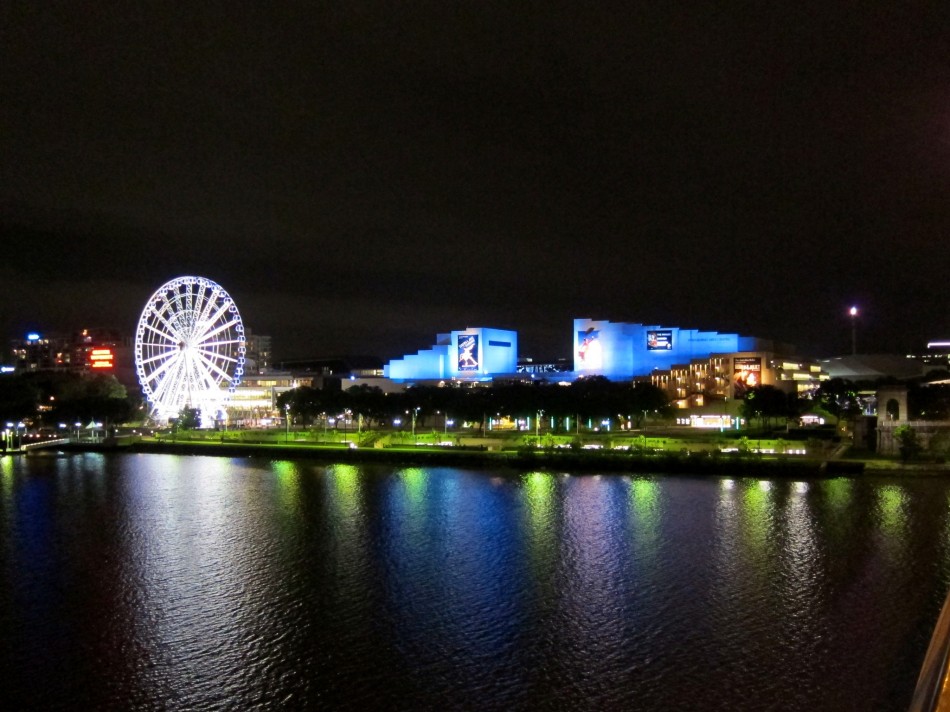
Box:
<box><xmin>89</xmin><ymin>348</ymin><xmax>114</xmax><ymax>369</ymax></box>
<box><xmin>647</xmin><ymin>329</ymin><xmax>673</xmax><ymax>350</ymax></box>
<box><xmin>458</xmin><ymin>334</ymin><xmax>479</xmax><ymax>372</ymax></box>
<box><xmin>733</xmin><ymin>357</ymin><xmax>761</xmax><ymax>399</ymax></box>
<box><xmin>577</xmin><ymin>328</ymin><xmax>603</xmax><ymax>369</ymax></box>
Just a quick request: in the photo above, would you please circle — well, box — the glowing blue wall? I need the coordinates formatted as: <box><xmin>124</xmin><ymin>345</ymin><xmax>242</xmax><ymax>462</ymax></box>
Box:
<box><xmin>574</xmin><ymin>318</ymin><xmax>759</xmax><ymax>380</ymax></box>
<box><xmin>385</xmin><ymin>327</ymin><xmax>517</xmax><ymax>381</ymax></box>
<box><xmin>384</xmin><ymin>346</ymin><xmax>448</xmax><ymax>380</ymax></box>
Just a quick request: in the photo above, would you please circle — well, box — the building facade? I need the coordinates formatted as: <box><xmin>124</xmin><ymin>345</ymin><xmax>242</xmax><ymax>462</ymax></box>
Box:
<box><xmin>646</xmin><ymin>352</ymin><xmax>827</xmax><ymax>410</ymax></box>
<box><xmin>384</xmin><ymin>327</ymin><xmax>518</xmax><ymax>382</ymax></box>
<box><xmin>573</xmin><ymin>318</ymin><xmax>773</xmax><ymax>381</ymax></box>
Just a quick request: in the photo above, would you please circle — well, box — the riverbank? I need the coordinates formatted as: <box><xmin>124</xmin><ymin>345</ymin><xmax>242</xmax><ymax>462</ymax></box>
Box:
<box><xmin>35</xmin><ymin>438</ymin><xmax>889</xmax><ymax>477</ymax></box>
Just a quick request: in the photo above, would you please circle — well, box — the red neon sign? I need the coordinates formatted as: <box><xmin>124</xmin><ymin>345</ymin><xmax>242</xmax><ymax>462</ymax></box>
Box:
<box><xmin>89</xmin><ymin>348</ymin><xmax>114</xmax><ymax>369</ymax></box>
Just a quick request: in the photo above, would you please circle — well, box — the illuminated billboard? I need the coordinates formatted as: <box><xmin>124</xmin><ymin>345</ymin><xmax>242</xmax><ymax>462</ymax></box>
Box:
<box><xmin>577</xmin><ymin>328</ymin><xmax>603</xmax><ymax>370</ymax></box>
<box><xmin>733</xmin><ymin>357</ymin><xmax>761</xmax><ymax>399</ymax></box>
<box><xmin>647</xmin><ymin>330</ymin><xmax>673</xmax><ymax>350</ymax></box>
<box><xmin>458</xmin><ymin>334</ymin><xmax>479</xmax><ymax>372</ymax></box>
<box><xmin>89</xmin><ymin>348</ymin><xmax>114</xmax><ymax>369</ymax></box>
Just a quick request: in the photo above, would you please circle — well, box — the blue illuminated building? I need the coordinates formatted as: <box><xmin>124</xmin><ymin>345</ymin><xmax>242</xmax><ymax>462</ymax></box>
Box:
<box><xmin>384</xmin><ymin>320</ymin><xmax>773</xmax><ymax>384</ymax></box>
<box><xmin>574</xmin><ymin>318</ymin><xmax>767</xmax><ymax>380</ymax></box>
<box><xmin>384</xmin><ymin>327</ymin><xmax>518</xmax><ymax>382</ymax></box>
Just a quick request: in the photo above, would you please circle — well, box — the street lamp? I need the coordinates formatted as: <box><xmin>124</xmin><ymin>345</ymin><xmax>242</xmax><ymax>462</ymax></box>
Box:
<box><xmin>411</xmin><ymin>407</ymin><xmax>419</xmax><ymax>440</ymax></box>
<box><xmin>535</xmin><ymin>409</ymin><xmax>543</xmax><ymax>446</ymax></box>
<box><xmin>284</xmin><ymin>403</ymin><xmax>290</xmax><ymax>443</ymax></box>
<box><xmin>849</xmin><ymin>306</ymin><xmax>858</xmax><ymax>355</ymax></box>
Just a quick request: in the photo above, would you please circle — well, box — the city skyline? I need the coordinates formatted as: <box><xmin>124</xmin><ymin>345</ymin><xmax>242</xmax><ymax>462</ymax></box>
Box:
<box><xmin>3</xmin><ymin>4</ymin><xmax>950</xmax><ymax>360</ymax></box>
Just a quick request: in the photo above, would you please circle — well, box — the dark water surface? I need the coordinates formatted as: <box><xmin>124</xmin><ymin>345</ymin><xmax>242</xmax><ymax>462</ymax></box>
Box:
<box><xmin>2</xmin><ymin>453</ymin><xmax>949</xmax><ymax>711</ymax></box>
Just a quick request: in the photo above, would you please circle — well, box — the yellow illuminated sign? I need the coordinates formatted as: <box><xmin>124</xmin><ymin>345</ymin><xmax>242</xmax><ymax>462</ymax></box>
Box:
<box><xmin>89</xmin><ymin>348</ymin><xmax>114</xmax><ymax>369</ymax></box>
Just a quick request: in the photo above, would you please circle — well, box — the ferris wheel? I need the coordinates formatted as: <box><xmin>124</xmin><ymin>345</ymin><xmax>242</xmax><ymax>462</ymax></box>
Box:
<box><xmin>134</xmin><ymin>276</ymin><xmax>246</xmax><ymax>425</ymax></box>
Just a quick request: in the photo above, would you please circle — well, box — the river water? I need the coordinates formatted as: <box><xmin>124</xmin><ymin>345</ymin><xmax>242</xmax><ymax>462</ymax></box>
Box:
<box><xmin>1</xmin><ymin>453</ymin><xmax>948</xmax><ymax>711</ymax></box>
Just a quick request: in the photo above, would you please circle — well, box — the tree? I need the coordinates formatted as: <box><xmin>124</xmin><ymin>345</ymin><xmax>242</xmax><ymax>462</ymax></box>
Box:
<box><xmin>0</xmin><ymin>375</ymin><xmax>40</xmax><ymax>423</ymax></box>
<box><xmin>815</xmin><ymin>378</ymin><xmax>860</xmax><ymax>425</ymax></box>
<box><xmin>175</xmin><ymin>407</ymin><xmax>201</xmax><ymax>430</ymax></box>
<box><xmin>894</xmin><ymin>424</ymin><xmax>921</xmax><ymax>462</ymax></box>
<box><xmin>43</xmin><ymin>373</ymin><xmax>137</xmax><ymax>426</ymax></box>
<box><xmin>742</xmin><ymin>385</ymin><xmax>789</xmax><ymax>431</ymax></box>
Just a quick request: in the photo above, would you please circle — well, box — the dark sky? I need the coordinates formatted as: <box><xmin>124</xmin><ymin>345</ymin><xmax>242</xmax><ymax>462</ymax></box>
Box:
<box><xmin>2</xmin><ymin>3</ymin><xmax>949</xmax><ymax>361</ymax></box>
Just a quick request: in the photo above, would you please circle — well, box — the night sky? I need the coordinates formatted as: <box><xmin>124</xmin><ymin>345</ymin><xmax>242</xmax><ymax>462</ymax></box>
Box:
<box><xmin>3</xmin><ymin>4</ymin><xmax>949</xmax><ymax>361</ymax></box>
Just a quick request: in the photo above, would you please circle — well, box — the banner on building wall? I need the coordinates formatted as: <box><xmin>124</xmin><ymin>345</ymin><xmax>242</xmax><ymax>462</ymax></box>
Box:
<box><xmin>647</xmin><ymin>330</ymin><xmax>673</xmax><ymax>350</ymax></box>
<box><xmin>733</xmin><ymin>357</ymin><xmax>761</xmax><ymax>399</ymax></box>
<box><xmin>458</xmin><ymin>334</ymin><xmax>479</xmax><ymax>372</ymax></box>
<box><xmin>89</xmin><ymin>348</ymin><xmax>114</xmax><ymax>369</ymax></box>
<box><xmin>577</xmin><ymin>328</ymin><xmax>603</xmax><ymax>369</ymax></box>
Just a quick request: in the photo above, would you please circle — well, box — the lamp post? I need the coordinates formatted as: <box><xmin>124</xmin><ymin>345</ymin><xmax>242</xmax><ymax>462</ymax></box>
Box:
<box><xmin>536</xmin><ymin>409</ymin><xmax>543</xmax><ymax>446</ymax></box>
<box><xmin>284</xmin><ymin>403</ymin><xmax>290</xmax><ymax>443</ymax></box>
<box><xmin>849</xmin><ymin>306</ymin><xmax>858</xmax><ymax>355</ymax></box>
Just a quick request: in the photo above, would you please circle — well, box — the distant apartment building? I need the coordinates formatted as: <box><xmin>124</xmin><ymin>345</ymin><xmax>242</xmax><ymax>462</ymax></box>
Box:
<box><xmin>243</xmin><ymin>330</ymin><xmax>273</xmax><ymax>373</ymax></box>
<box><xmin>9</xmin><ymin>328</ymin><xmax>137</xmax><ymax>389</ymax></box>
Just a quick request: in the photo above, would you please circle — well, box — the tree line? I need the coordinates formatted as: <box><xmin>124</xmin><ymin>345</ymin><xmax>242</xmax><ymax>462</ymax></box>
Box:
<box><xmin>276</xmin><ymin>377</ymin><xmax>672</xmax><ymax>431</ymax></box>
<box><xmin>0</xmin><ymin>372</ymin><xmax>137</xmax><ymax>426</ymax></box>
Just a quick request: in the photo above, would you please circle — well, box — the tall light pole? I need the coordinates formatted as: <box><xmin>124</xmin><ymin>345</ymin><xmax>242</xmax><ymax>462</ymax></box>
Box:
<box><xmin>284</xmin><ymin>403</ymin><xmax>290</xmax><ymax>443</ymax></box>
<box><xmin>849</xmin><ymin>306</ymin><xmax>858</xmax><ymax>355</ymax></box>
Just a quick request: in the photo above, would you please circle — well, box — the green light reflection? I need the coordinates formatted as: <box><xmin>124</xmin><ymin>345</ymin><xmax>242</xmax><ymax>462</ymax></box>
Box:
<box><xmin>523</xmin><ymin>471</ymin><xmax>557</xmax><ymax>575</ymax></box>
<box><xmin>876</xmin><ymin>484</ymin><xmax>907</xmax><ymax>535</ymax></box>
<box><xmin>272</xmin><ymin>460</ymin><xmax>302</xmax><ymax>513</ymax></box>
<box><xmin>629</xmin><ymin>477</ymin><xmax>660</xmax><ymax>560</ymax></box>
<box><xmin>400</xmin><ymin>467</ymin><xmax>428</xmax><ymax>509</ymax></box>
<box><xmin>327</xmin><ymin>464</ymin><xmax>361</xmax><ymax>518</ymax></box>
<box><xmin>822</xmin><ymin>478</ymin><xmax>852</xmax><ymax>509</ymax></box>
<box><xmin>740</xmin><ymin>479</ymin><xmax>776</xmax><ymax>571</ymax></box>
<box><xmin>0</xmin><ymin>456</ymin><xmax>12</xmax><ymax>496</ymax></box>
<box><xmin>525</xmin><ymin>471</ymin><xmax>555</xmax><ymax>529</ymax></box>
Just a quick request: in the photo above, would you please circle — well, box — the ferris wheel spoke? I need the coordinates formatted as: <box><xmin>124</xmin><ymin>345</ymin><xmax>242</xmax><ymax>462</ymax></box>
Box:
<box><xmin>196</xmin><ymin>350</ymin><xmax>235</xmax><ymax>384</ymax></box>
<box><xmin>195</xmin><ymin>287</ymin><xmax>222</xmax><ymax>330</ymax></box>
<box><xmin>196</xmin><ymin>338</ymin><xmax>245</xmax><ymax>347</ymax></box>
<box><xmin>138</xmin><ymin>348</ymin><xmax>178</xmax><ymax>367</ymax></box>
<box><xmin>143</xmin><ymin>350</ymin><xmax>182</xmax><ymax>385</ymax></box>
<box><xmin>195</xmin><ymin>348</ymin><xmax>238</xmax><ymax>364</ymax></box>
<box><xmin>200</xmin><ymin>317</ymin><xmax>240</xmax><ymax>343</ymax></box>
<box><xmin>150</xmin><ymin>358</ymin><xmax>183</xmax><ymax>406</ymax></box>
<box><xmin>195</xmin><ymin>301</ymin><xmax>233</xmax><ymax>341</ymax></box>
<box><xmin>150</xmin><ymin>306</ymin><xmax>187</xmax><ymax>340</ymax></box>
<box><xmin>149</xmin><ymin>359</ymin><xmax>185</xmax><ymax>404</ymax></box>
<box><xmin>194</xmin><ymin>357</ymin><xmax>224</xmax><ymax>394</ymax></box>
<box><xmin>142</xmin><ymin>321</ymin><xmax>180</xmax><ymax>345</ymax></box>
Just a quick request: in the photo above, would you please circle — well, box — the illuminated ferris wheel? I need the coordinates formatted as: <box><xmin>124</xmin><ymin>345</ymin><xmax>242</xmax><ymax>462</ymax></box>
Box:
<box><xmin>134</xmin><ymin>276</ymin><xmax>246</xmax><ymax>425</ymax></box>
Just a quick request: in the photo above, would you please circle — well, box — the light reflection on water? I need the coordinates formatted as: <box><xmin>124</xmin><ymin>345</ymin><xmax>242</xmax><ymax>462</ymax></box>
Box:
<box><xmin>0</xmin><ymin>453</ymin><xmax>949</xmax><ymax>711</ymax></box>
